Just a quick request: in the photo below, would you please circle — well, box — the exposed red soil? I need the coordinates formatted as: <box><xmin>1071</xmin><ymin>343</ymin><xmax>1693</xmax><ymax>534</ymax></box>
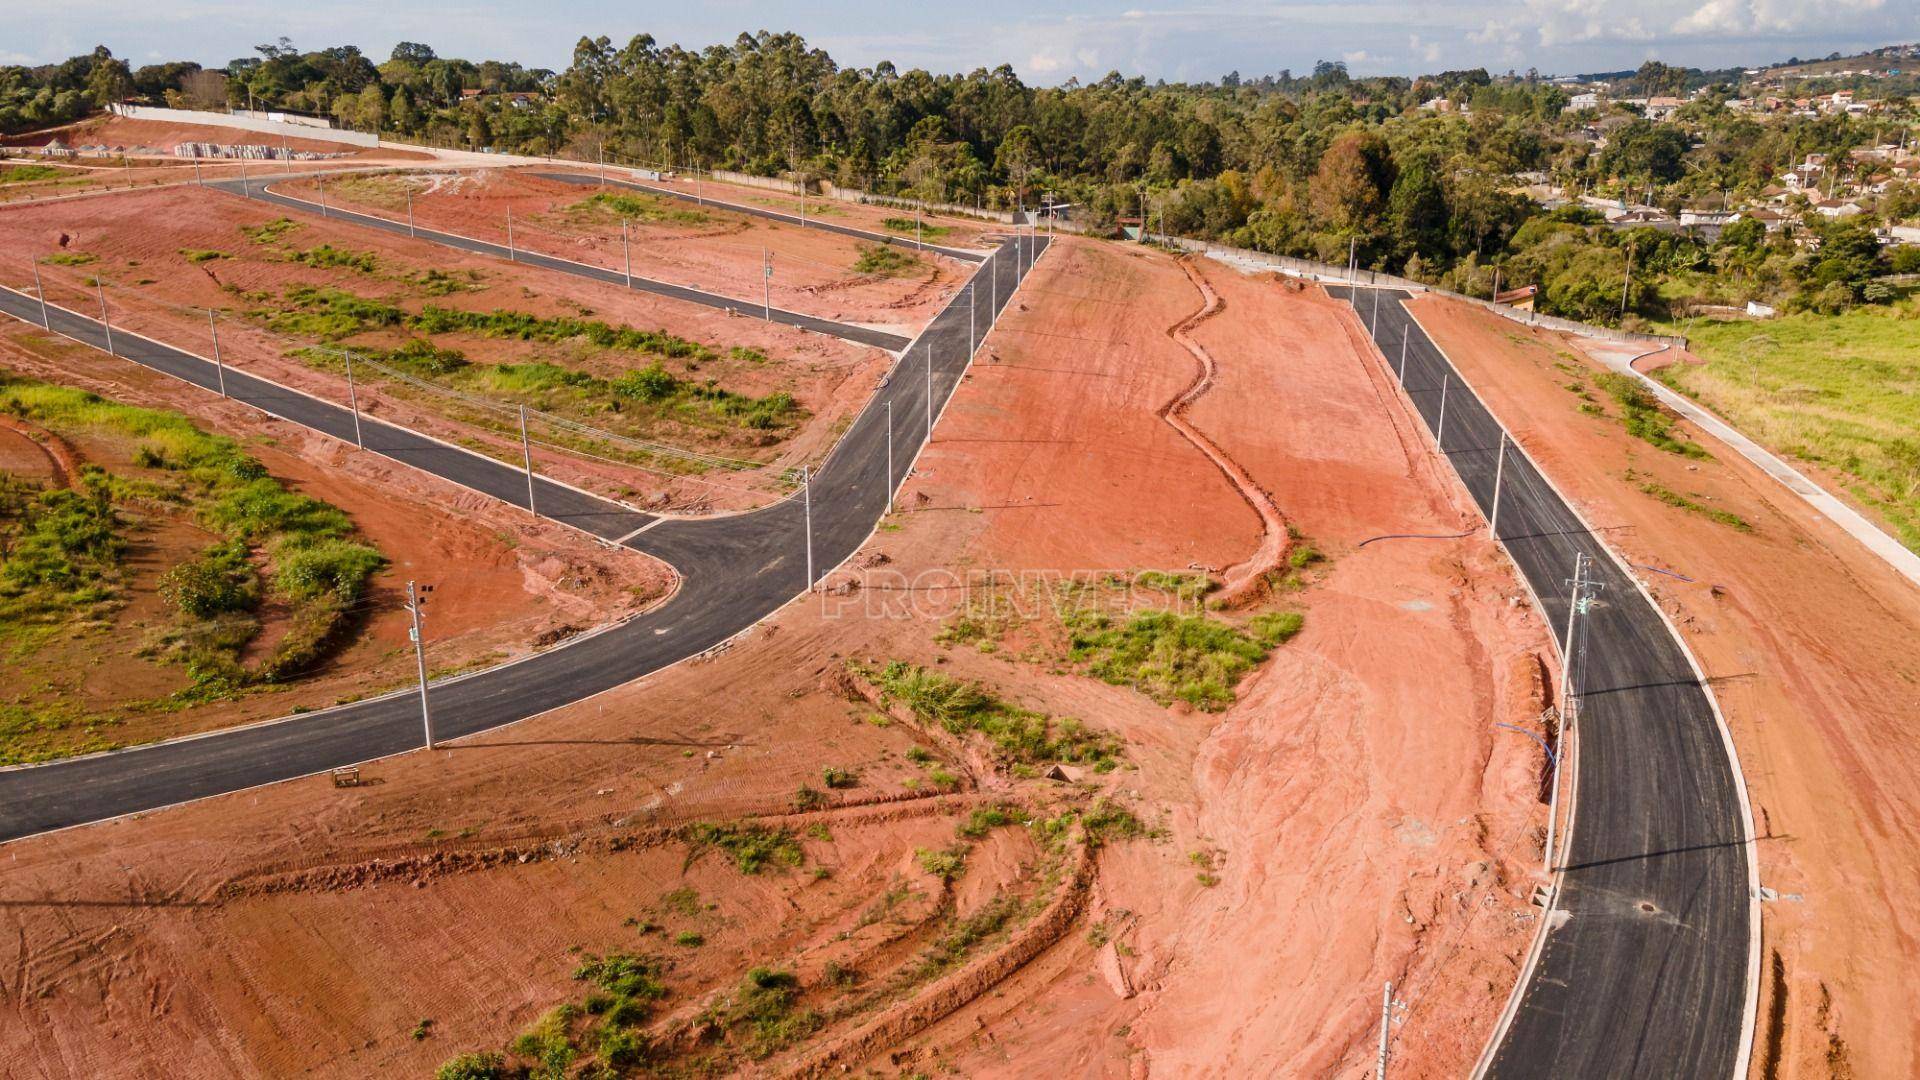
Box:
<box><xmin>0</xmin><ymin>319</ymin><xmax>671</xmax><ymax>750</ymax></box>
<box><xmin>1</xmin><ymin>114</ymin><xmax>431</xmax><ymax>160</ymax></box>
<box><xmin>1160</xmin><ymin>258</ymin><xmax>1291</xmax><ymax>603</ymax></box>
<box><xmin>632</xmin><ymin>170</ymin><xmax>1003</xmax><ymax>251</ymax></box>
<box><xmin>271</xmin><ymin>168</ymin><xmax>966</xmax><ymax>335</ymax></box>
<box><xmin>0</xmin><ymin>183</ymin><xmax>896</xmax><ymax>512</ymax></box>
<box><xmin>1409</xmin><ymin>294</ymin><xmax>1920</xmax><ymax>1080</ymax></box>
<box><xmin>0</xmin><ymin>237</ymin><xmax>1547</xmax><ymax>1079</ymax></box>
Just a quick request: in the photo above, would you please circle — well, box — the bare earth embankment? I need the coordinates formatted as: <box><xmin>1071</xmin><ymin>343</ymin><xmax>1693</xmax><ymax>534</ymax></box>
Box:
<box><xmin>0</xmin><ymin>239</ymin><xmax>1549</xmax><ymax>1078</ymax></box>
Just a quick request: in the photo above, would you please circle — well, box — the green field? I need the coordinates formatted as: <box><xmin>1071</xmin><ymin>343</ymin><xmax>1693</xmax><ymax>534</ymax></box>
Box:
<box><xmin>1653</xmin><ymin>302</ymin><xmax>1920</xmax><ymax>551</ymax></box>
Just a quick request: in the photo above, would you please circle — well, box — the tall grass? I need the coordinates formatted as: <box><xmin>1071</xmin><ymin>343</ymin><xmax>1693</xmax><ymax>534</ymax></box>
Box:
<box><xmin>864</xmin><ymin>660</ymin><xmax>1122</xmax><ymax>771</ymax></box>
<box><xmin>0</xmin><ymin>376</ymin><xmax>385</xmax><ymax>693</ymax></box>
<box><xmin>1656</xmin><ymin>304</ymin><xmax>1920</xmax><ymax>550</ymax></box>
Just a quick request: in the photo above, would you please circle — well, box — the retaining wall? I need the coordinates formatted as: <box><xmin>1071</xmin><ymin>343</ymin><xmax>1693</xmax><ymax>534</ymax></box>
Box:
<box><xmin>108</xmin><ymin>103</ymin><xmax>380</xmax><ymax>148</ymax></box>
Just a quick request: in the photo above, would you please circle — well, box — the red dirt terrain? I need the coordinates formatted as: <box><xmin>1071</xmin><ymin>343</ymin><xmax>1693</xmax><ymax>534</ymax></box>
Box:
<box><xmin>1408</xmin><ymin>295</ymin><xmax>1920</xmax><ymax>1079</ymax></box>
<box><xmin>2</xmin><ymin>117</ymin><xmax>432</xmax><ymax>204</ymax></box>
<box><xmin>0</xmin><ymin>318</ymin><xmax>670</xmax><ymax>751</ymax></box>
<box><xmin>0</xmin><ymin>238</ymin><xmax>1548</xmax><ymax>1078</ymax></box>
<box><xmin>271</xmin><ymin>168</ymin><xmax>968</xmax><ymax>336</ymax></box>
<box><xmin>0</xmin><ymin>184</ymin><xmax>894</xmax><ymax>512</ymax></box>
<box><xmin>634</xmin><ymin>169</ymin><xmax>1003</xmax><ymax>252</ymax></box>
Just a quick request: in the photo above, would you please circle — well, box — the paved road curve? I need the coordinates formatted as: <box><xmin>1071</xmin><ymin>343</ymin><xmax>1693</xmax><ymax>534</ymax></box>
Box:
<box><xmin>1329</xmin><ymin>287</ymin><xmax>1753</xmax><ymax>1078</ymax></box>
<box><xmin>206</xmin><ymin>178</ymin><xmax>913</xmax><ymax>352</ymax></box>
<box><xmin>530</xmin><ymin>171</ymin><xmax>991</xmax><ymax>264</ymax></box>
<box><xmin>0</xmin><ymin>234</ymin><xmax>1047</xmax><ymax>842</ymax></box>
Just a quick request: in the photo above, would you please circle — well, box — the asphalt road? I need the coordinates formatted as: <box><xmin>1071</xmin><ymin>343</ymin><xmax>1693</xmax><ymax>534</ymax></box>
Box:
<box><xmin>1328</xmin><ymin>288</ymin><xmax>1751</xmax><ymax>1078</ymax></box>
<box><xmin>531</xmin><ymin>171</ymin><xmax>990</xmax><ymax>264</ymax></box>
<box><xmin>0</xmin><ymin>233</ymin><xmax>1046</xmax><ymax>842</ymax></box>
<box><xmin>205</xmin><ymin>177</ymin><xmax>913</xmax><ymax>352</ymax></box>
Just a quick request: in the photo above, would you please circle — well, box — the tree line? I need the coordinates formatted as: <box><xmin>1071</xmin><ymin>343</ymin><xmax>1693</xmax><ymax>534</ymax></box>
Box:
<box><xmin>5</xmin><ymin>37</ymin><xmax>1916</xmax><ymax>324</ymax></box>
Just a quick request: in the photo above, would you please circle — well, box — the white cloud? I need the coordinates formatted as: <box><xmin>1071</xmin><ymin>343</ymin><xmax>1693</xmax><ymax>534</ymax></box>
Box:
<box><xmin>1409</xmin><ymin>35</ymin><xmax>1443</xmax><ymax>63</ymax></box>
<box><xmin>1342</xmin><ymin>49</ymin><xmax>1372</xmax><ymax>62</ymax></box>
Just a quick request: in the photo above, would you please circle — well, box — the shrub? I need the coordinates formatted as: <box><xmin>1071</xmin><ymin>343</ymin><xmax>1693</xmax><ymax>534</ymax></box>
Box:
<box><xmin>1250</xmin><ymin>610</ymin><xmax>1305</xmax><ymax>646</ymax></box>
<box><xmin>435</xmin><ymin>1051</ymin><xmax>507</xmax><ymax>1080</ymax></box>
<box><xmin>681</xmin><ymin>822</ymin><xmax>805</xmax><ymax>874</ymax></box>
<box><xmin>916</xmin><ymin>845</ymin><xmax>969</xmax><ymax>882</ymax></box>
<box><xmin>821</xmin><ymin>765</ymin><xmax>857</xmax><ymax>789</ymax></box>
<box><xmin>572</xmin><ymin>953</ymin><xmax>667</xmax><ymax>1000</ymax></box>
<box><xmin>867</xmin><ymin>661</ymin><xmax>1122</xmax><ymax>769</ymax></box>
<box><xmin>956</xmin><ymin>805</ymin><xmax>1016</xmax><ymax>839</ymax></box>
<box><xmin>159</xmin><ymin>552</ymin><xmax>256</xmax><ymax>618</ymax></box>
<box><xmin>178</xmin><ymin>249</ymin><xmax>229</xmax><ymax>264</ymax></box>
<box><xmin>853</xmin><ymin>244</ymin><xmax>921</xmax><ymax>276</ymax></box>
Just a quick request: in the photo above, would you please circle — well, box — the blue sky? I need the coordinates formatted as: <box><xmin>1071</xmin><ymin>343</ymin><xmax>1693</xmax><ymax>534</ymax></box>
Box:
<box><xmin>7</xmin><ymin>0</ymin><xmax>1913</xmax><ymax>82</ymax></box>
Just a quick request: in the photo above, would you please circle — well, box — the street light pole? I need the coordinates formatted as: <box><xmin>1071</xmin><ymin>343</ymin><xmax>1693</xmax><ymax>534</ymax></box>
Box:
<box><xmin>1435</xmin><ymin>373</ymin><xmax>1450</xmax><ymax>448</ymax></box>
<box><xmin>96</xmin><ymin>280</ymin><xmax>114</xmax><ymax>356</ymax></box>
<box><xmin>885</xmin><ymin>400</ymin><xmax>895</xmax><ymax>515</ymax></box>
<box><xmin>405</xmin><ymin>581</ymin><xmax>435</xmax><ymax>750</ymax></box>
<box><xmin>519</xmin><ymin>405</ymin><xmax>538</xmax><ymax>518</ymax></box>
<box><xmin>343</xmin><ymin>351</ymin><xmax>365</xmax><ymax>448</ymax></box>
<box><xmin>802</xmin><ymin>465</ymin><xmax>814</xmax><ymax>591</ymax></box>
<box><xmin>406</xmin><ymin>188</ymin><xmax>415</xmax><ymax>238</ymax></box>
<box><xmin>622</xmin><ymin>220</ymin><xmax>632</xmax><ymax>287</ymax></box>
<box><xmin>1398</xmin><ymin>332</ymin><xmax>1409</xmax><ymax>382</ymax></box>
<box><xmin>763</xmin><ymin>248</ymin><xmax>772</xmax><ymax>320</ymax></box>
<box><xmin>31</xmin><ymin>261</ymin><xmax>49</xmax><ymax>328</ymax></box>
<box><xmin>208</xmin><ymin>309</ymin><xmax>227</xmax><ymax>397</ymax></box>
<box><xmin>1488</xmin><ymin>431</ymin><xmax>1508</xmax><ymax>538</ymax></box>
<box><xmin>924</xmin><ymin>341</ymin><xmax>933</xmax><ymax>433</ymax></box>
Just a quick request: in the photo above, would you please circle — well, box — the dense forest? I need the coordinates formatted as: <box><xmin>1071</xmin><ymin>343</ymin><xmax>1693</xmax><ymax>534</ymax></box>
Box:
<box><xmin>5</xmin><ymin>36</ymin><xmax>1918</xmax><ymax>326</ymax></box>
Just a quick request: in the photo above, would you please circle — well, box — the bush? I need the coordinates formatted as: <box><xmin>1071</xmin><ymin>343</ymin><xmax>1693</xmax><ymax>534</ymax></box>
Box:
<box><xmin>1593</xmin><ymin>373</ymin><xmax>1707</xmax><ymax>458</ymax></box>
<box><xmin>681</xmin><ymin>822</ymin><xmax>805</xmax><ymax>874</ymax></box>
<box><xmin>1064</xmin><ymin>609</ymin><xmax>1272</xmax><ymax>710</ymax></box>
<box><xmin>435</xmin><ymin>1051</ymin><xmax>507</xmax><ymax>1080</ymax></box>
<box><xmin>159</xmin><ymin>552</ymin><xmax>255</xmax><ymax>618</ymax></box>
<box><xmin>274</xmin><ymin>538</ymin><xmax>384</xmax><ymax>602</ymax></box>
<box><xmin>916</xmin><ymin>845</ymin><xmax>969</xmax><ymax>882</ymax></box>
<box><xmin>1250</xmin><ymin>610</ymin><xmax>1305</xmax><ymax>646</ymax></box>
<box><xmin>821</xmin><ymin>765</ymin><xmax>857</xmax><ymax>789</ymax></box>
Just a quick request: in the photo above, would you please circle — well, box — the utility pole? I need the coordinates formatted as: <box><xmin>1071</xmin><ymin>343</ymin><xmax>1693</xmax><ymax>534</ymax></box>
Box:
<box><xmin>208</xmin><ymin>310</ymin><xmax>228</xmax><ymax>397</ymax></box>
<box><xmin>405</xmin><ymin>581</ymin><xmax>435</xmax><ymax>750</ymax></box>
<box><xmin>802</xmin><ymin>465</ymin><xmax>814</xmax><ymax>591</ymax></box>
<box><xmin>991</xmin><ymin>250</ymin><xmax>998</xmax><ymax>321</ymax></box>
<box><xmin>924</xmin><ymin>340</ymin><xmax>933</xmax><ymax>433</ymax></box>
<box><xmin>193</xmin><ymin>157</ymin><xmax>202</xmax><ymax>186</ymax></box>
<box><xmin>31</xmin><ymin>261</ymin><xmax>49</xmax><ymax>328</ymax></box>
<box><xmin>96</xmin><ymin>280</ymin><xmax>114</xmax><ymax>356</ymax></box>
<box><xmin>969</xmin><ymin>283</ymin><xmax>976</xmax><ymax>354</ymax></box>
<box><xmin>318</xmin><ymin>174</ymin><xmax>327</xmax><ymax>217</ymax></box>
<box><xmin>916</xmin><ymin>208</ymin><xmax>923</xmax><ymax>250</ymax></box>
<box><xmin>1398</xmin><ymin>333</ymin><xmax>1409</xmax><ymax>383</ymax></box>
<box><xmin>506</xmin><ymin>209</ymin><xmax>516</xmax><ymax>261</ymax></box>
<box><xmin>343</xmin><ymin>352</ymin><xmax>365</xmax><ymax>448</ymax></box>
<box><xmin>238</xmin><ymin>155</ymin><xmax>249</xmax><ymax>197</ymax></box>
<box><xmin>406</xmin><ymin>188</ymin><xmax>415</xmax><ymax>238</ymax></box>
<box><xmin>885</xmin><ymin>399</ymin><xmax>894</xmax><ymax>514</ymax></box>
<box><xmin>518</xmin><ymin>405</ymin><xmax>537</xmax><ymax>518</ymax></box>
<box><xmin>1348</xmin><ymin>235</ymin><xmax>1358</xmax><ymax>278</ymax></box>
<box><xmin>763</xmin><ymin>249</ymin><xmax>772</xmax><ymax>320</ymax></box>
<box><xmin>1377</xmin><ymin>981</ymin><xmax>1393</xmax><ymax>1078</ymax></box>
<box><xmin>1619</xmin><ymin>239</ymin><xmax>1635</xmax><ymax>319</ymax></box>
<box><xmin>1488</xmin><ymin>431</ymin><xmax>1508</xmax><ymax>538</ymax></box>
<box><xmin>1370</xmin><ymin>287</ymin><xmax>1381</xmax><ymax>336</ymax></box>
<box><xmin>1435</xmin><ymin>373</ymin><xmax>1450</xmax><ymax>448</ymax></box>
<box><xmin>1492</xmin><ymin>265</ymin><xmax>1503</xmax><ymax>304</ymax></box>
<box><xmin>622</xmin><ymin>220</ymin><xmax>632</xmax><ymax>287</ymax></box>
<box><xmin>1553</xmin><ymin>553</ymin><xmax>1605</xmax><ymax>874</ymax></box>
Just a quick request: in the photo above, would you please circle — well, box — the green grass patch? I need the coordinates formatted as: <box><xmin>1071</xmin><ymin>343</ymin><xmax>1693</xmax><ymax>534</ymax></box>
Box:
<box><xmin>0</xmin><ymin>164</ymin><xmax>67</xmax><ymax>185</ymax></box>
<box><xmin>1636</xmin><ymin>480</ymin><xmax>1753</xmax><ymax>532</ymax></box>
<box><xmin>240</xmin><ymin>217</ymin><xmax>303</xmax><ymax>244</ymax></box>
<box><xmin>1654</xmin><ymin>307</ymin><xmax>1920</xmax><ymax>552</ymax></box>
<box><xmin>0</xmin><ymin>375</ymin><xmax>383</xmax><ymax>699</ymax></box>
<box><xmin>698</xmin><ymin>966</ymin><xmax>822</xmax><ymax>1062</ymax></box>
<box><xmin>1063</xmin><ymin>609</ymin><xmax>1275</xmax><ymax>711</ymax></box>
<box><xmin>881</xmin><ymin>216</ymin><xmax>950</xmax><ymax>240</ymax></box>
<box><xmin>852</xmin><ymin>243</ymin><xmax>922</xmax><ymax>277</ymax></box>
<box><xmin>43</xmin><ymin>252</ymin><xmax>95</xmax><ymax>266</ymax></box>
<box><xmin>178</xmin><ymin>249</ymin><xmax>229</xmax><ymax>264</ymax></box>
<box><xmin>291</xmin><ymin>244</ymin><xmax>379</xmax><ymax>273</ymax></box>
<box><xmin>862</xmin><ymin>660</ymin><xmax>1121</xmax><ymax>772</ymax></box>
<box><xmin>1593</xmin><ymin>372</ymin><xmax>1709</xmax><ymax>459</ymax></box>
<box><xmin>681</xmin><ymin>822</ymin><xmax>805</xmax><ymax>874</ymax></box>
<box><xmin>571</xmin><ymin>191</ymin><xmax>711</xmax><ymax>226</ymax></box>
